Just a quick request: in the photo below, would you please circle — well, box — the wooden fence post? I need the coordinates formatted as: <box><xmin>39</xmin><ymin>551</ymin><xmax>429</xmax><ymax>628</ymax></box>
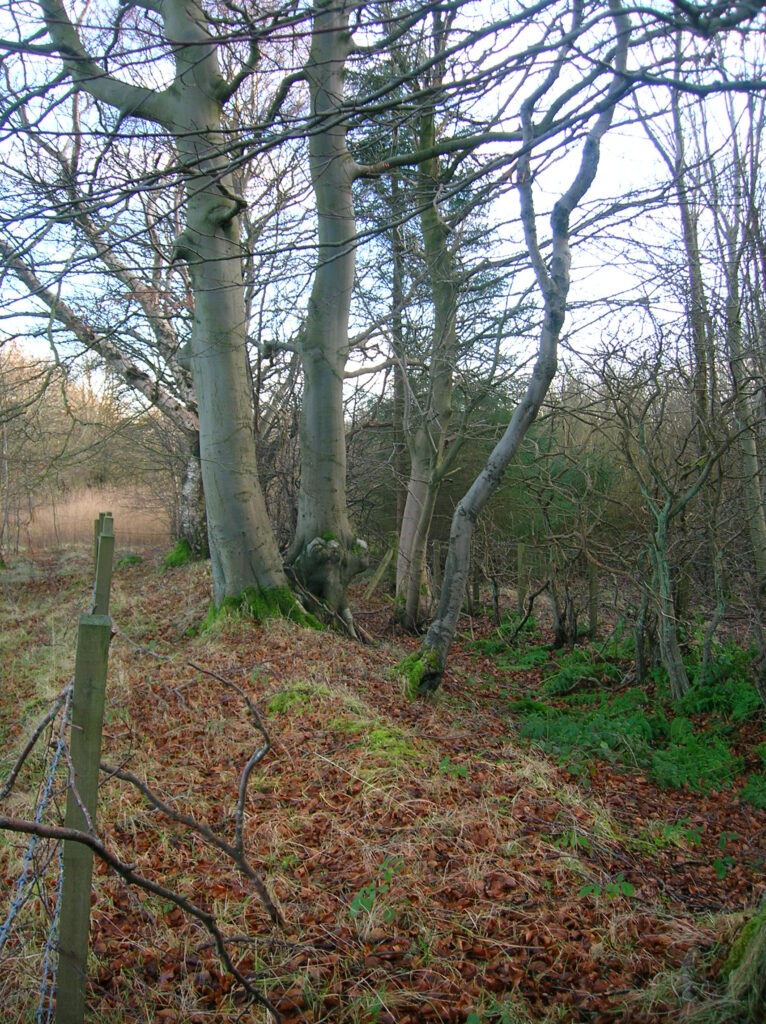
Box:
<box><xmin>90</xmin><ymin>513</ymin><xmax>114</xmax><ymax>616</ymax></box>
<box><xmin>57</xmin><ymin>513</ymin><xmax>114</xmax><ymax>1024</ymax></box>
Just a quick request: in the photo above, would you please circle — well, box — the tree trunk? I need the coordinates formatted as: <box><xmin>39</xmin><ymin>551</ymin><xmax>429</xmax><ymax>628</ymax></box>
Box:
<box><xmin>288</xmin><ymin>0</ymin><xmax>367</xmax><ymax>627</ymax></box>
<box><xmin>164</xmin><ymin>6</ymin><xmax>286</xmax><ymax>605</ymax></box>
<box><xmin>395</xmin><ymin>90</ymin><xmax>458</xmax><ymax>628</ymax></box>
<box><xmin>38</xmin><ymin>0</ymin><xmax>287</xmax><ymax>607</ymax></box>
<box><xmin>391</xmin><ymin>171</ymin><xmax>409</xmax><ymax>533</ymax></box>
<box><xmin>405</xmin><ymin>2</ymin><xmax>630</xmax><ymax>695</ymax></box>
<box><xmin>649</xmin><ymin>524</ymin><xmax>690</xmax><ymax>700</ymax></box>
<box><xmin>178</xmin><ymin>445</ymin><xmax>208</xmax><ymax>559</ymax></box>
<box><xmin>396</xmin><ymin>433</ymin><xmax>434</xmax><ymax>624</ymax></box>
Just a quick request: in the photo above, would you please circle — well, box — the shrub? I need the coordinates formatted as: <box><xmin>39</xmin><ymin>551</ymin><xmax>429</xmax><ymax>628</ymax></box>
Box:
<box><xmin>740</xmin><ymin>774</ymin><xmax>766</xmax><ymax>809</ymax></box>
<box><xmin>649</xmin><ymin>732</ymin><xmax>743</xmax><ymax>792</ymax></box>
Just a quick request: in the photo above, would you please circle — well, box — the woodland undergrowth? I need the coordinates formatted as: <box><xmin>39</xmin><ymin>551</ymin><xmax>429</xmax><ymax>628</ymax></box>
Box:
<box><xmin>0</xmin><ymin>551</ymin><xmax>764</xmax><ymax>1024</ymax></box>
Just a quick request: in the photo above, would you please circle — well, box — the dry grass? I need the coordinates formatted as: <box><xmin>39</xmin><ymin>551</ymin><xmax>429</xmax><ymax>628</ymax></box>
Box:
<box><xmin>22</xmin><ymin>487</ymin><xmax>171</xmax><ymax>551</ymax></box>
<box><xmin>1</xmin><ymin>556</ymin><xmax>764</xmax><ymax>1024</ymax></box>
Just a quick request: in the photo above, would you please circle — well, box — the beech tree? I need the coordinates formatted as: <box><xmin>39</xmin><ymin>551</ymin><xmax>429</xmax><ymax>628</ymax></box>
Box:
<box><xmin>11</xmin><ymin>0</ymin><xmax>291</xmax><ymax>605</ymax></box>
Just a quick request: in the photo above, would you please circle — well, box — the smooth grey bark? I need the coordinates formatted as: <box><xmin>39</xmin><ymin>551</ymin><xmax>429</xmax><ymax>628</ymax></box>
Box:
<box><xmin>287</xmin><ymin>0</ymin><xmax>368</xmax><ymax>627</ymax></box>
<box><xmin>411</xmin><ymin>0</ymin><xmax>631</xmax><ymax>694</ymax></box>
<box><xmin>37</xmin><ymin>0</ymin><xmax>286</xmax><ymax>603</ymax></box>
<box><xmin>396</xmin><ymin>84</ymin><xmax>461</xmax><ymax>629</ymax></box>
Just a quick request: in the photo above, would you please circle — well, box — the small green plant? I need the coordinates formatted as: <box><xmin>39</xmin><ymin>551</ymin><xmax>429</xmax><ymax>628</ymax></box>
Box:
<box><xmin>579</xmin><ymin>872</ymin><xmax>634</xmax><ymax>900</ymax></box>
<box><xmin>679</xmin><ymin>642</ymin><xmax>761</xmax><ymax>721</ymax></box>
<box><xmin>713</xmin><ymin>831</ymin><xmax>738</xmax><ymax>879</ymax></box>
<box><xmin>553</xmin><ymin>828</ymin><xmax>592</xmax><ymax>854</ymax></box>
<box><xmin>649</xmin><ymin>730</ymin><xmax>743</xmax><ymax>792</ymax></box>
<box><xmin>349</xmin><ymin>857</ymin><xmax>402</xmax><ymax>921</ymax></box>
<box><xmin>438</xmin><ymin>755</ymin><xmax>468</xmax><ymax>780</ymax></box>
<box><xmin>740</xmin><ymin>773</ymin><xmax>766</xmax><ymax>809</ymax></box>
<box><xmin>541</xmin><ymin>647</ymin><xmax>621</xmax><ymax>696</ymax></box>
<box><xmin>662</xmin><ymin>819</ymin><xmax>703</xmax><ymax>847</ymax></box>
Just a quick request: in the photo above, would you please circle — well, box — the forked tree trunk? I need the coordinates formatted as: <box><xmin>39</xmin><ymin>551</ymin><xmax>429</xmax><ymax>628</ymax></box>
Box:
<box><xmin>287</xmin><ymin>0</ymin><xmax>368</xmax><ymax>627</ymax></box>
<box><xmin>161</xmin><ymin>3</ymin><xmax>287</xmax><ymax>604</ymax></box>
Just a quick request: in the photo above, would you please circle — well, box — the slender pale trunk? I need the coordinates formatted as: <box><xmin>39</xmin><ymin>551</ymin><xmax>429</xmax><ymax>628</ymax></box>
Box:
<box><xmin>179</xmin><ymin>442</ymin><xmax>208</xmax><ymax>558</ymax></box>
<box><xmin>399</xmin><ymin>442</ymin><xmax>440</xmax><ymax>625</ymax></box>
<box><xmin>726</xmin><ymin>236</ymin><xmax>766</xmax><ymax>598</ymax></box>
<box><xmin>650</xmin><ymin>510</ymin><xmax>690</xmax><ymax>699</ymax></box>
<box><xmin>396</xmin><ymin>101</ymin><xmax>458</xmax><ymax>628</ymax></box>
<box><xmin>391</xmin><ymin>171</ymin><xmax>408</xmax><ymax>533</ymax></box>
<box><xmin>408</xmin><ymin>0</ymin><xmax>630</xmax><ymax>694</ymax></box>
<box><xmin>288</xmin><ymin>0</ymin><xmax>367</xmax><ymax>625</ymax></box>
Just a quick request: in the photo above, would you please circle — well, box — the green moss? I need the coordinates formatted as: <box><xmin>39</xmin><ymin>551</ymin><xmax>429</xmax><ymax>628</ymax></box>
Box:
<box><xmin>117</xmin><ymin>553</ymin><xmax>142</xmax><ymax>568</ymax></box>
<box><xmin>329</xmin><ymin>714</ymin><xmax>368</xmax><ymax>735</ymax></box>
<box><xmin>366</xmin><ymin>726</ymin><xmax>416</xmax><ymax>762</ymax></box>
<box><xmin>723</xmin><ymin>906</ymin><xmax>766</xmax><ymax>976</ymax></box>
<box><xmin>396</xmin><ymin>646</ymin><xmax>441</xmax><ymax>700</ymax></box>
<box><xmin>267</xmin><ymin>687</ymin><xmax>310</xmax><ymax>715</ymax></box>
<box><xmin>267</xmin><ymin>680</ymin><xmax>334</xmax><ymax>715</ymax></box>
<box><xmin>201</xmin><ymin>586</ymin><xmax>321</xmax><ymax>631</ymax></box>
<box><xmin>162</xmin><ymin>538</ymin><xmax>192</xmax><ymax>569</ymax></box>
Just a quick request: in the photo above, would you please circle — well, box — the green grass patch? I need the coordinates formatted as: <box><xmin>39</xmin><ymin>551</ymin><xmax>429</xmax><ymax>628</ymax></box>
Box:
<box><xmin>117</xmin><ymin>553</ymin><xmax>142</xmax><ymax>568</ymax></box>
<box><xmin>162</xmin><ymin>538</ymin><xmax>192</xmax><ymax>569</ymax></box>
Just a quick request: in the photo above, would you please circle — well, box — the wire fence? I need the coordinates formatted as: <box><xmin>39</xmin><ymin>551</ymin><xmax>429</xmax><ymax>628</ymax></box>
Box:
<box><xmin>0</xmin><ymin>525</ymin><xmax>280</xmax><ymax>1023</ymax></box>
<box><xmin>0</xmin><ymin>691</ymin><xmax>70</xmax><ymax>1021</ymax></box>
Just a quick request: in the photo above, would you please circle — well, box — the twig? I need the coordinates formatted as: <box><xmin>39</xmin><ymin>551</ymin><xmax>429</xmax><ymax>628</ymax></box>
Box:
<box><xmin>0</xmin><ymin>814</ymin><xmax>282</xmax><ymax>1023</ymax></box>
<box><xmin>506</xmin><ymin>579</ymin><xmax>549</xmax><ymax>644</ymax></box>
<box><xmin>101</xmin><ymin>760</ymin><xmax>281</xmax><ymax>925</ymax></box>
<box><xmin>0</xmin><ymin>682</ymin><xmax>72</xmax><ymax>802</ymax></box>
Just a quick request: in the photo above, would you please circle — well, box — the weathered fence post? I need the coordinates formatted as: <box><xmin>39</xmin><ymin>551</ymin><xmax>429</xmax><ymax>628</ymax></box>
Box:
<box><xmin>90</xmin><ymin>514</ymin><xmax>114</xmax><ymax>615</ymax></box>
<box><xmin>56</xmin><ymin>515</ymin><xmax>114</xmax><ymax>1024</ymax></box>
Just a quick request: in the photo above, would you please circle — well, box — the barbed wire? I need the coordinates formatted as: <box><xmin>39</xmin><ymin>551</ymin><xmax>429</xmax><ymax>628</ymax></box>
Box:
<box><xmin>0</xmin><ymin>606</ymin><xmax>282</xmax><ymax>1021</ymax></box>
<box><xmin>0</xmin><ymin>689</ymin><xmax>70</xmax><ymax>1008</ymax></box>
<box><xmin>36</xmin><ymin>842</ymin><xmax>64</xmax><ymax>1024</ymax></box>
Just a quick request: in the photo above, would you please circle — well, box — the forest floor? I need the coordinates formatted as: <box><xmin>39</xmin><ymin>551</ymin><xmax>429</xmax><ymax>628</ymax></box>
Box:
<box><xmin>1</xmin><ymin>550</ymin><xmax>764</xmax><ymax>1024</ymax></box>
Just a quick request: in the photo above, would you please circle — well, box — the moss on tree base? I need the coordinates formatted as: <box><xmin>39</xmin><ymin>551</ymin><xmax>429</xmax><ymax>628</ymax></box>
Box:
<box><xmin>718</xmin><ymin>904</ymin><xmax>766</xmax><ymax>1021</ymax></box>
<box><xmin>396</xmin><ymin>646</ymin><xmax>443</xmax><ymax>700</ymax></box>
<box><xmin>201</xmin><ymin>587</ymin><xmax>321</xmax><ymax>631</ymax></box>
